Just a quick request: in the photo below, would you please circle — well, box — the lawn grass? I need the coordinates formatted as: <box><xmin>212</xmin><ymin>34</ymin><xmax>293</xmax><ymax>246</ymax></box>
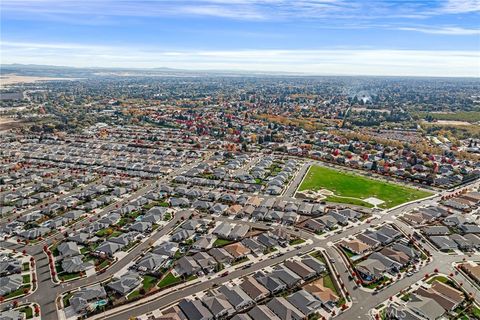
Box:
<box><xmin>127</xmin><ymin>290</ymin><xmax>142</xmax><ymax>300</ymax></box>
<box><xmin>472</xmin><ymin>306</ymin><xmax>480</xmax><ymax>319</ymax></box>
<box><xmin>158</xmin><ymin>272</ymin><xmax>181</xmax><ymax>289</ymax></box>
<box><xmin>327</xmin><ymin>196</ymin><xmax>374</xmax><ymax>208</ymax></box>
<box><xmin>289</xmin><ymin>238</ymin><xmax>306</xmax><ymax>246</ymax></box>
<box><xmin>107</xmin><ymin>230</ymin><xmax>123</xmax><ymax>239</ymax></box>
<box><xmin>264</xmin><ymin>247</ymin><xmax>278</xmax><ymax>254</ymax></box>
<box><xmin>401</xmin><ymin>293</ymin><xmax>411</xmax><ymax>302</ymax></box>
<box><xmin>213</xmin><ymin>239</ymin><xmax>234</xmax><ymax>247</ymax></box>
<box><xmin>310</xmin><ymin>251</ymin><xmax>326</xmax><ymax>264</ymax></box>
<box><xmin>232</xmin><ymin>256</ymin><xmax>249</xmax><ymax>265</ymax></box>
<box><xmin>142</xmin><ymin>275</ymin><xmax>159</xmax><ymax>291</ymax></box>
<box><xmin>22</xmin><ymin>274</ymin><xmax>31</xmax><ymax>284</ymax></box>
<box><xmin>341</xmin><ymin>247</ymin><xmax>356</xmax><ymax>258</ymax></box>
<box><xmin>322</xmin><ymin>274</ymin><xmax>338</xmax><ymax>295</ymax></box>
<box><xmin>59</xmin><ymin>272</ymin><xmax>80</xmax><ymax>281</ymax></box>
<box><xmin>426</xmin><ymin>275</ymin><xmax>449</xmax><ymax>284</ymax></box>
<box><xmin>186</xmin><ymin>274</ymin><xmax>198</xmax><ymax>281</ymax></box>
<box><xmin>62</xmin><ymin>293</ymin><xmax>73</xmax><ymax>307</ymax></box>
<box><xmin>364</xmin><ymin>276</ymin><xmax>389</xmax><ymax>289</ymax></box>
<box><xmin>299</xmin><ymin>165</ymin><xmax>432</xmax><ymax>209</ymax></box>
<box><xmin>96</xmin><ymin>259</ymin><xmax>111</xmax><ymax>271</ymax></box>
<box><xmin>22</xmin><ymin>262</ymin><xmax>30</xmax><ymax>272</ymax></box>
<box><xmin>19</xmin><ymin>306</ymin><xmax>33</xmax><ymax>319</ymax></box>
<box><xmin>4</xmin><ymin>284</ymin><xmax>30</xmax><ymax>299</ymax></box>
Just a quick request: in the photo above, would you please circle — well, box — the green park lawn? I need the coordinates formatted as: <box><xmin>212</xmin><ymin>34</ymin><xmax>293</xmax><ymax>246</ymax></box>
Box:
<box><xmin>299</xmin><ymin>165</ymin><xmax>432</xmax><ymax>209</ymax></box>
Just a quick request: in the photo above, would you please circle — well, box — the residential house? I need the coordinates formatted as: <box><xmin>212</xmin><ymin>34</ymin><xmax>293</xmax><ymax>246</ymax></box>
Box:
<box><xmin>256</xmin><ymin>274</ymin><xmax>287</xmax><ymax>294</ymax></box>
<box><xmin>178</xmin><ymin>299</ymin><xmax>213</xmax><ymax>320</ymax></box>
<box><xmin>450</xmin><ymin>234</ymin><xmax>473</xmax><ymax>251</ymax></box>
<box><xmin>287</xmin><ymin>290</ymin><xmax>322</xmax><ymax>317</ymax></box>
<box><xmin>192</xmin><ymin>235</ymin><xmax>217</xmax><ymax>252</ymax></box>
<box><xmin>153</xmin><ymin>241</ymin><xmax>179</xmax><ymax>258</ymax></box>
<box><xmin>240</xmin><ymin>276</ymin><xmax>270</xmax><ymax>301</ymax></box>
<box><xmin>284</xmin><ymin>260</ymin><xmax>316</xmax><ymax>280</ymax></box>
<box><xmin>209</xmin><ymin>248</ymin><xmax>234</xmax><ymax>265</ymax></box>
<box><xmin>171</xmin><ymin>229</ymin><xmax>195</xmax><ymax>243</ymax></box>
<box><xmin>340</xmin><ymin>239</ymin><xmax>371</xmax><ymax>255</ymax></box>
<box><xmin>266</xmin><ymin>297</ymin><xmax>305</xmax><ymax>320</ymax></box>
<box><xmin>135</xmin><ymin>253</ymin><xmax>167</xmax><ymax>273</ymax></box>
<box><xmin>192</xmin><ymin>252</ymin><xmax>217</xmax><ymax>274</ymax></box>
<box><xmin>129</xmin><ymin>221</ymin><xmax>152</xmax><ymax>233</ymax></box>
<box><xmin>429</xmin><ymin>236</ymin><xmax>458</xmax><ymax>252</ymax></box>
<box><xmin>176</xmin><ymin>256</ymin><xmax>201</xmax><ymax>276</ymax></box>
<box><xmin>224</xmin><ymin>243</ymin><xmax>251</xmax><ymax>260</ymax></box>
<box><xmin>228</xmin><ymin>225</ymin><xmax>249</xmax><ymax>241</ymax></box>
<box><xmin>106</xmin><ymin>273</ymin><xmax>142</xmax><ymax>296</ymax></box>
<box><xmin>303</xmin><ymin>280</ymin><xmax>339</xmax><ymax>309</ymax></box>
<box><xmin>95</xmin><ymin>241</ymin><xmax>123</xmax><ymax>257</ymax></box>
<box><xmin>62</xmin><ymin>256</ymin><xmax>92</xmax><ymax>273</ymax></box>
<box><xmin>202</xmin><ymin>294</ymin><xmax>235</xmax><ymax>319</ymax></box>
<box><xmin>416</xmin><ymin>280</ymin><xmax>465</xmax><ymax>311</ymax></box>
<box><xmin>0</xmin><ymin>273</ymin><xmax>22</xmax><ymax>296</ymax></box>
<box><xmin>213</xmin><ymin>223</ymin><xmax>232</xmax><ymax>239</ymax></box>
<box><xmin>379</xmin><ymin>247</ymin><xmax>411</xmax><ymax>266</ymax></box>
<box><xmin>405</xmin><ymin>295</ymin><xmax>447</xmax><ymax>319</ymax></box>
<box><xmin>304</xmin><ymin>218</ymin><xmax>325</xmax><ymax>233</ymax></box>
<box><xmin>217</xmin><ymin>285</ymin><xmax>253</xmax><ymax>312</ymax></box>
<box><xmin>301</xmin><ymin>257</ymin><xmax>326</xmax><ymax>275</ymax></box>
<box><xmin>0</xmin><ymin>256</ymin><xmax>21</xmax><ymax>276</ymax></box>
<box><xmin>424</xmin><ymin>226</ymin><xmax>450</xmax><ymax>236</ymax></box>
<box><xmin>248</xmin><ymin>305</ymin><xmax>280</xmax><ymax>320</ymax></box>
<box><xmin>57</xmin><ymin>242</ymin><xmax>81</xmax><ymax>258</ymax></box>
<box><xmin>271</xmin><ymin>265</ymin><xmax>302</xmax><ymax>288</ymax></box>
<box><xmin>241</xmin><ymin>238</ymin><xmax>266</xmax><ymax>256</ymax></box>
<box><xmin>69</xmin><ymin>285</ymin><xmax>107</xmax><ymax>314</ymax></box>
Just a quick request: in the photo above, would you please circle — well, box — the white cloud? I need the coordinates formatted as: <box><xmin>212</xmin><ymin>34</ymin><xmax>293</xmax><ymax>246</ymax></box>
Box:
<box><xmin>1</xmin><ymin>41</ymin><xmax>479</xmax><ymax>77</ymax></box>
<box><xmin>441</xmin><ymin>0</ymin><xmax>480</xmax><ymax>13</ymax></box>
<box><xmin>398</xmin><ymin>26</ymin><xmax>480</xmax><ymax>35</ymax></box>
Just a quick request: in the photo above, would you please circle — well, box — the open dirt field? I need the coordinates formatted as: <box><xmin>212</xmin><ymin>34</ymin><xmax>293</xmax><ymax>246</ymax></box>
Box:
<box><xmin>0</xmin><ymin>74</ymin><xmax>78</xmax><ymax>86</ymax></box>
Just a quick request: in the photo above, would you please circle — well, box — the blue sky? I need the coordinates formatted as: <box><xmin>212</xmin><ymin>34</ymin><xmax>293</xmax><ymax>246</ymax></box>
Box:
<box><xmin>1</xmin><ymin>0</ymin><xmax>479</xmax><ymax>76</ymax></box>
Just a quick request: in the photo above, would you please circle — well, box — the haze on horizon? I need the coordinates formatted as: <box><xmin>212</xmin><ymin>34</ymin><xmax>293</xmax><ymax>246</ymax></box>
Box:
<box><xmin>1</xmin><ymin>0</ymin><xmax>480</xmax><ymax>77</ymax></box>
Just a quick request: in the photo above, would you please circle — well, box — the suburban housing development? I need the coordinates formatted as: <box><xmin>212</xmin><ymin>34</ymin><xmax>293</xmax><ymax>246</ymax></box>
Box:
<box><xmin>1</xmin><ymin>71</ymin><xmax>479</xmax><ymax>320</ymax></box>
<box><xmin>1</xmin><ymin>1</ymin><xmax>480</xmax><ymax>318</ymax></box>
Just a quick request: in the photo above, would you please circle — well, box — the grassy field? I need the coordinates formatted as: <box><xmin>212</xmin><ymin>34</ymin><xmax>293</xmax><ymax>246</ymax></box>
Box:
<box><xmin>299</xmin><ymin>165</ymin><xmax>432</xmax><ymax>209</ymax></box>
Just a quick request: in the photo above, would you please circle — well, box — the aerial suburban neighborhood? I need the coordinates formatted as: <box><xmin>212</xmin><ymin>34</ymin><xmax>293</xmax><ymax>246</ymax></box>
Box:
<box><xmin>0</xmin><ymin>70</ymin><xmax>479</xmax><ymax>320</ymax></box>
<box><xmin>1</xmin><ymin>0</ymin><xmax>480</xmax><ymax>318</ymax></box>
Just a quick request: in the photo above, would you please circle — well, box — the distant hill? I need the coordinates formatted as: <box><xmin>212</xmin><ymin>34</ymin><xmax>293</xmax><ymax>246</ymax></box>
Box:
<box><xmin>0</xmin><ymin>64</ymin><xmax>301</xmax><ymax>78</ymax></box>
